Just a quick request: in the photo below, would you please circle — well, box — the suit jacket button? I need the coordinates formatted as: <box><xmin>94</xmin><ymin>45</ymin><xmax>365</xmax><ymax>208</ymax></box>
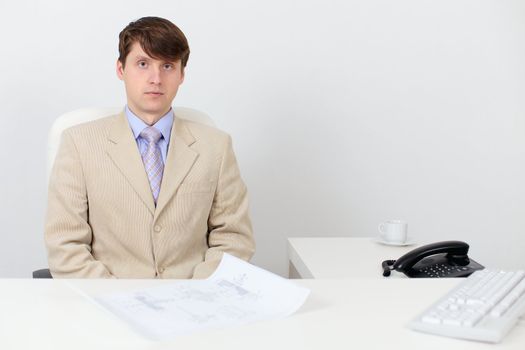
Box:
<box><xmin>154</xmin><ymin>225</ymin><xmax>162</xmax><ymax>233</ymax></box>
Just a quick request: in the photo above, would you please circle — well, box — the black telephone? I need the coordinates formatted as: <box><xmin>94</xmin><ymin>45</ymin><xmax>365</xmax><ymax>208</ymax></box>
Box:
<box><xmin>382</xmin><ymin>240</ymin><xmax>484</xmax><ymax>278</ymax></box>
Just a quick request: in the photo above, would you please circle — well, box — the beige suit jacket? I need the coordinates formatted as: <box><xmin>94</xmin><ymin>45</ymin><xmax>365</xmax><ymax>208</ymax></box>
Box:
<box><xmin>45</xmin><ymin>111</ymin><xmax>255</xmax><ymax>279</ymax></box>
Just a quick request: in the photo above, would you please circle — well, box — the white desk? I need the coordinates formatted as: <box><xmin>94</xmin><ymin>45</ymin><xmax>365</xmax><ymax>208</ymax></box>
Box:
<box><xmin>1</xmin><ymin>278</ymin><xmax>524</xmax><ymax>349</ymax></box>
<box><xmin>288</xmin><ymin>237</ymin><xmax>423</xmax><ymax>278</ymax></box>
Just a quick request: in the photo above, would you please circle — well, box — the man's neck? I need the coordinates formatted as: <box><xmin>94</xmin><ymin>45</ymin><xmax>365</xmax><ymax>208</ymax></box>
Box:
<box><xmin>128</xmin><ymin>107</ymin><xmax>170</xmax><ymax>126</ymax></box>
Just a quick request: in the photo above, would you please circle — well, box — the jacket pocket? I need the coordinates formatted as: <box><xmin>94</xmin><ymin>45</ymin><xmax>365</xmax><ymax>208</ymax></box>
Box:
<box><xmin>177</xmin><ymin>181</ymin><xmax>214</xmax><ymax>194</ymax></box>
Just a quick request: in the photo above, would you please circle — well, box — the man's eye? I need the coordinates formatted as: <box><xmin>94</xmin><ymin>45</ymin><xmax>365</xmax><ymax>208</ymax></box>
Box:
<box><xmin>163</xmin><ymin>64</ymin><xmax>174</xmax><ymax>70</ymax></box>
<box><xmin>138</xmin><ymin>61</ymin><xmax>148</xmax><ymax>68</ymax></box>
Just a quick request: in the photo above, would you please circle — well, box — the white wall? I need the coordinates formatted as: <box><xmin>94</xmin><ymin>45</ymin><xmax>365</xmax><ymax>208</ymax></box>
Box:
<box><xmin>1</xmin><ymin>0</ymin><xmax>524</xmax><ymax>277</ymax></box>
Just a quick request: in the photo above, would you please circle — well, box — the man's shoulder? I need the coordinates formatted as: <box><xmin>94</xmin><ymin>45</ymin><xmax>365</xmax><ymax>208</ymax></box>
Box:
<box><xmin>178</xmin><ymin>118</ymin><xmax>230</xmax><ymax>142</ymax></box>
<box><xmin>63</xmin><ymin>114</ymin><xmax>120</xmax><ymax>139</ymax></box>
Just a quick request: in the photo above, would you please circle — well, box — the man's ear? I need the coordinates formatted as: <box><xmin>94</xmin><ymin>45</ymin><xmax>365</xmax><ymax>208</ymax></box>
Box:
<box><xmin>116</xmin><ymin>59</ymin><xmax>124</xmax><ymax>80</ymax></box>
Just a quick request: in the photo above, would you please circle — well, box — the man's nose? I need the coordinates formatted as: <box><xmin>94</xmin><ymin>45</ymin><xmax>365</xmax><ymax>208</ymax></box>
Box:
<box><xmin>148</xmin><ymin>67</ymin><xmax>161</xmax><ymax>84</ymax></box>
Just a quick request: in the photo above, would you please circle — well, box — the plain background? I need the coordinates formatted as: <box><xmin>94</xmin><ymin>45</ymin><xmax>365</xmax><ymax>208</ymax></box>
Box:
<box><xmin>1</xmin><ymin>0</ymin><xmax>524</xmax><ymax>277</ymax></box>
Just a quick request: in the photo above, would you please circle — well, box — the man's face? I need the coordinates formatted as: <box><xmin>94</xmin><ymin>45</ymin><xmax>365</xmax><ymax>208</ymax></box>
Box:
<box><xmin>116</xmin><ymin>42</ymin><xmax>185</xmax><ymax>124</ymax></box>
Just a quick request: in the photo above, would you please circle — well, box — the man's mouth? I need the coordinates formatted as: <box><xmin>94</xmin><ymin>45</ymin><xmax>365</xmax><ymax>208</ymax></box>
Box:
<box><xmin>145</xmin><ymin>92</ymin><xmax>163</xmax><ymax>96</ymax></box>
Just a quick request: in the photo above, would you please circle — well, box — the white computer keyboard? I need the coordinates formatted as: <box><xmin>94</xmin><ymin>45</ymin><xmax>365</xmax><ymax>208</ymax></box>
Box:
<box><xmin>408</xmin><ymin>269</ymin><xmax>525</xmax><ymax>343</ymax></box>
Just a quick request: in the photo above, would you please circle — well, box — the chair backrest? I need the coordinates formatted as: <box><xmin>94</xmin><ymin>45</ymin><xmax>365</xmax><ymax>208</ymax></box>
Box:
<box><xmin>47</xmin><ymin>106</ymin><xmax>214</xmax><ymax>182</ymax></box>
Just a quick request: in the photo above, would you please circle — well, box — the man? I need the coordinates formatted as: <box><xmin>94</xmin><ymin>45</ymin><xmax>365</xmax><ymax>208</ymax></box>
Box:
<box><xmin>44</xmin><ymin>17</ymin><xmax>255</xmax><ymax>278</ymax></box>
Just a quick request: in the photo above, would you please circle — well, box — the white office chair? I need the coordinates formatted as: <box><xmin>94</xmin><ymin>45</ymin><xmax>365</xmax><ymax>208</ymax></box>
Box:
<box><xmin>34</xmin><ymin>106</ymin><xmax>214</xmax><ymax>278</ymax></box>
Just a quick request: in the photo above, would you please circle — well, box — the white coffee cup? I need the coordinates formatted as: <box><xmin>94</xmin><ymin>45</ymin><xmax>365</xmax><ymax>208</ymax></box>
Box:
<box><xmin>378</xmin><ymin>220</ymin><xmax>408</xmax><ymax>243</ymax></box>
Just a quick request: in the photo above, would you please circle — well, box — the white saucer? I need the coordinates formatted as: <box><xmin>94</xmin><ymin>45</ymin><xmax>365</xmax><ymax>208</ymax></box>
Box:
<box><xmin>374</xmin><ymin>237</ymin><xmax>416</xmax><ymax>246</ymax></box>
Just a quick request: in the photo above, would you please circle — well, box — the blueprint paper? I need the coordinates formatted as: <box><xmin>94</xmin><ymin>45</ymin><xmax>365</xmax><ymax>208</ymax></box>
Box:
<box><xmin>93</xmin><ymin>254</ymin><xmax>310</xmax><ymax>340</ymax></box>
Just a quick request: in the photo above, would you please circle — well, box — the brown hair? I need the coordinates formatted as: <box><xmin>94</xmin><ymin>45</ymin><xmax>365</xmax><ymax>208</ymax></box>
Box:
<box><xmin>118</xmin><ymin>16</ymin><xmax>190</xmax><ymax>69</ymax></box>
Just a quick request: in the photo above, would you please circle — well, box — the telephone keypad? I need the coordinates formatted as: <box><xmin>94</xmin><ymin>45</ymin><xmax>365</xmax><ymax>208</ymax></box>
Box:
<box><xmin>420</xmin><ymin>263</ymin><xmax>471</xmax><ymax>278</ymax></box>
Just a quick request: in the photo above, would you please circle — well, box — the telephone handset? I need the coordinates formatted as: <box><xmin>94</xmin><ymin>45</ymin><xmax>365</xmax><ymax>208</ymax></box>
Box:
<box><xmin>382</xmin><ymin>240</ymin><xmax>484</xmax><ymax>278</ymax></box>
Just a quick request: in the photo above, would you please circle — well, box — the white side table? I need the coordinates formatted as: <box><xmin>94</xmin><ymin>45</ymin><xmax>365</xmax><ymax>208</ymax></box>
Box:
<box><xmin>288</xmin><ymin>237</ymin><xmax>423</xmax><ymax>279</ymax></box>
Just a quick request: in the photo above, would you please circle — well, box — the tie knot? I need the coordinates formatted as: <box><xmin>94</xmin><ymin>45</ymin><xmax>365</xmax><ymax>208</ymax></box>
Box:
<box><xmin>140</xmin><ymin>127</ymin><xmax>162</xmax><ymax>144</ymax></box>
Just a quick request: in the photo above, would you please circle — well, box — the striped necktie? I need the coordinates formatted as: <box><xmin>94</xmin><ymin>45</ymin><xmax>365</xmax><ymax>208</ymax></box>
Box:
<box><xmin>140</xmin><ymin>127</ymin><xmax>164</xmax><ymax>204</ymax></box>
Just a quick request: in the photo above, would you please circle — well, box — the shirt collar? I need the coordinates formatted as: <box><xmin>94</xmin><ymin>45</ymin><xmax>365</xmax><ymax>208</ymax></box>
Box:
<box><xmin>125</xmin><ymin>105</ymin><xmax>174</xmax><ymax>142</ymax></box>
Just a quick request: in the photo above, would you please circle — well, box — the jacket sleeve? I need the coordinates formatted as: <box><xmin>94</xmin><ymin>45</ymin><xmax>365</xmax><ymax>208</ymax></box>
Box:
<box><xmin>44</xmin><ymin>130</ymin><xmax>115</xmax><ymax>278</ymax></box>
<box><xmin>191</xmin><ymin>135</ymin><xmax>256</xmax><ymax>279</ymax></box>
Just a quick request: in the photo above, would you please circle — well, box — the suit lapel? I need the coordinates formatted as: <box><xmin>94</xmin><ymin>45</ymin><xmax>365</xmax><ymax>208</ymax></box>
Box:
<box><xmin>155</xmin><ymin>118</ymin><xmax>198</xmax><ymax>219</ymax></box>
<box><xmin>106</xmin><ymin>112</ymin><xmax>156</xmax><ymax>215</ymax></box>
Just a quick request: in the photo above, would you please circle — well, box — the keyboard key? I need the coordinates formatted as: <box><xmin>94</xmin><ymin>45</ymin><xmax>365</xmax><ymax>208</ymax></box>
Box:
<box><xmin>422</xmin><ymin>315</ymin><xmax>441</xmax><ymax>324</ymax></box>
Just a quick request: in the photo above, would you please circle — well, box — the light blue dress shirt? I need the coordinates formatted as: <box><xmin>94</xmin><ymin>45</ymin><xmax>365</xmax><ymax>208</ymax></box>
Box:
<box><xmin>125</xmin><ymin>106</ymin><xmax>174</xmax><ymax>163</ymax></box>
